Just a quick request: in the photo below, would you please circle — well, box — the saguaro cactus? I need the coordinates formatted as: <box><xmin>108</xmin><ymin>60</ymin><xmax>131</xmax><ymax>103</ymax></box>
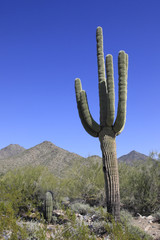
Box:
<box><xmin>44</xmin><ymin>191</ymin><xmax>53</xmax><ymax>223</ymax></box>
<box><xmin>75</xmin><ymin>26</ymin><xmax>128</xmax><ymax>221</ymax></box>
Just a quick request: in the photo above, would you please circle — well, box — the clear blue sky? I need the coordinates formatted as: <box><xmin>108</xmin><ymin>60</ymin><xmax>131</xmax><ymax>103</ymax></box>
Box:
<box><xmin>0</xmin><ymin>0</ymin><xmax>160</xmax><ymax>158</ymax></box>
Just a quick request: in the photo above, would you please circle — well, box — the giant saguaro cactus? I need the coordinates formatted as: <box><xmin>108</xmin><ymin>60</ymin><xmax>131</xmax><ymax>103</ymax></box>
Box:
<box><xmin>75</xmin><ymin>26</ymin><xmax>128</xmax><ymax>221</ymax></box>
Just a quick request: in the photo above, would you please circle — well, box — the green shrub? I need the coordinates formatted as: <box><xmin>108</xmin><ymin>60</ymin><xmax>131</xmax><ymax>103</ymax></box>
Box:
<box><xmin>61</xmin><ymin>154</ymin><xmax>160</xmax><ymax>216</ymax></box>
<box><xmin>70</xmin><ymin>203</ymin><xmax>92</xmax><ymax>215</ymax></box>
<box><xmin>61</xmin><ymin>160</ymin><xmax>105</xmax><ymax>205</ymax></box>
<box><xmin>54</xmin><ymin>208</ymin><xmax>96</xmax><ymax>240</ymax></box>
<box><xmin>0</xmin><ymin>201</ymin><xmax>28</xmax><ymax>239</ymax></box>
<box><xmin>0</xmin><ymin>154</ymin><xmax>158</xmax><ymax>239</ymax></box>
<box><xmin>0</xmin><ymin>166</ymin><xmax>61</xmax><ymax>215</ymax></box>
<box><xmin>120</xmin><ymin>210</ymin><xmax>133</xmax><ymax>224</ymax></box>
<box><xmin>119</xmin><ymin>157</ymin><xmax>160</xmax><ymax>214</ymax></box>
<box><xmin>98</xmin><ymin>210</ymin><xmax>152</xmax><ymax>240</ymax></box>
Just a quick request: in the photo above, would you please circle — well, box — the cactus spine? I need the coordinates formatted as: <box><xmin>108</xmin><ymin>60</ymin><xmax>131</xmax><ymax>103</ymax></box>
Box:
<box><xmin>44</xmin><ymin>191</ymin><xmax>53</xmax><ymax>223</ymax></box>
<box><xmin>75</xmin><ymin>26</ymin><xmax>128</xmax><ymax>221</ymax></box>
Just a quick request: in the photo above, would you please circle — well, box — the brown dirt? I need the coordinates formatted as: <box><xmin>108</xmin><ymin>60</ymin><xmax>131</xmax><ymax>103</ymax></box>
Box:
<box><xmin>131</xmin><ymin>216</ymin><xmax>160</xmax><ymax>240</ymax></box>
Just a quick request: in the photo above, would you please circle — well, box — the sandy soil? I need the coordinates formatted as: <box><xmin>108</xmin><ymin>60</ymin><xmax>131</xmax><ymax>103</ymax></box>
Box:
<box><xmin>131</xmin><ymin>215</ymin><xmax>160</xmax><ymax>240</ymax></box>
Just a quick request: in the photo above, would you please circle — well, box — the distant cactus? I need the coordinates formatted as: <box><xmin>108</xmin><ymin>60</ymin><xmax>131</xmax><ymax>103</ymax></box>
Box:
<box><xmin>75</xmin><ymin>26</ymin><xmax>128</xmax><ymax>221</ymax></box>
<box><xmin>44</xmin><ymin>191</ymin><xmax>53</xmax><ymax>223</ymax></box>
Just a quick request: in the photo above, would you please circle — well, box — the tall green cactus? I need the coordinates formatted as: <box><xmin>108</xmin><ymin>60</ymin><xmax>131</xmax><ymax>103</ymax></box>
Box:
<box><xmin>44</xmin><ymin>191</ymin><xmax>53</xmax><ymax>223</ymax></box>
<box><xmin>75</xmin><ymin>26</ymin><xmax>128</xmax><ymax>221</ymax></box>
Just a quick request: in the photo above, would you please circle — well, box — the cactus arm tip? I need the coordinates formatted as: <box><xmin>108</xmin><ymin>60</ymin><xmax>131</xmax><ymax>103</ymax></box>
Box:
<box><xmin>96</xmin><ymin>26</ymin><xmax>105</xmax><ymax>84</ymax></box>
<box><xmin>97</xmin><ymin>26</ymin><xmax>102</xmax><ymax>32</ymax></box>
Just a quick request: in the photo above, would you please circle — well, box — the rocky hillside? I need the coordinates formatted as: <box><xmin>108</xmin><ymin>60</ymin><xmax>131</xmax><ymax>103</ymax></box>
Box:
<box><xmin>118</xmin><ymin>150</ymin><xmax>149</xmax><ymax>164</ymax></box>
<box><xmin>0</xmin><ymin>141</ymin><xmax>83</xmax><ymax>177</ymax></box>
<box><xmin>0</xmin><ymin>142</ymin><xmax>150</xmax><ymax>176</ymax></box>
<box><xmin>0</xmin><ymin>144</ymin><xmax>25</xmax><ymax>159</ymax></box>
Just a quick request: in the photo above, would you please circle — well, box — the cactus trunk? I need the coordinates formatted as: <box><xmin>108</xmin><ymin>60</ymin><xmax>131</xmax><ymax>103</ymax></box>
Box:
<box><xmin>44</xmin><ymin>191</ymin><xmax>53</xmax><ymax>223</ymax></box>
<box><xmin>99</xmin><ymin>128</ymin><xmax>120</xmax><ymax>221</ymax></box>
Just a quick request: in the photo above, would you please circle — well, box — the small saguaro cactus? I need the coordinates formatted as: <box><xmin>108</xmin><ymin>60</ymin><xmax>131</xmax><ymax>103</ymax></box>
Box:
<box><xmin>75</xmin><ymin>26</ymin><xmax>128</xmax><ymax>221</ymax></box>
<box><xmin>44</xmin><ymin>191</ymin><xmax>53</xmax><ymax>223</ymax></box>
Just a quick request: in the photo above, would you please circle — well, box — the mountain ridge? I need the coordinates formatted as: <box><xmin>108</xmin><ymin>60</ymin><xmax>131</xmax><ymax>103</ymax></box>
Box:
<box><xmin>0</xmin><ymin>141</ymin><xmax>150</xmax><ymax>176</ymax></box>
<box><xmin>0</xmin><ymin>144</ymin><xmax>26</xmax><ymax>160</ymax></box>
<box><xmin>0</xmin><ymin>141</ymin><xmax>84</xmax><ymax>176</ymax></box>
<box><xmin>118</xmin><ymin>150</ymin><xmax>148</xmax><ymax>164</ymax></box>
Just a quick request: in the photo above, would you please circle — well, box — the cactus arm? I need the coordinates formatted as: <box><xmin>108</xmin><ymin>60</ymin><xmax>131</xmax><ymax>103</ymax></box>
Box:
<box><xmin>96</xmin><ymin>27</ymin><xmax>108</xmax><ymax>125</ymax></box>
<box><xmin>80</xmin><ymin>90</ymin><xmax>100</xmax><ymax>133</ymax></box>
<box><xmin>105</xmin><ymin>54</ymin><xmax>115</xmax><ymax>127</ymax></box>
<box><xmin>75</xmin><ymin>78</ymin><xmax>100</xmax><ymax>137</ymax></box>
<box><xmin>96</xmin><ymin>27</ymin><xmax>106</xmax><ymax>84</ymax></box>
<box><xmin>113</xmin><ymin>51</ymin><xmax>128</xmax><ymax>135</ymax></box>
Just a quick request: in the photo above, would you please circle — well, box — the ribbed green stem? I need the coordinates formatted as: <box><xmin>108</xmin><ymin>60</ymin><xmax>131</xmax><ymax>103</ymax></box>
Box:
<box><xmin>96</xmin><ymin>27</ymin><xmax>106</xmax><ymax>84</ymax></box>
<box><xmin>99</xmin><ymin>128</ymin><xmax>120</xmax><ymax>221</ymax></box>
<box><xmin>113</xmin><ymin>51</ymin><xmax>128</xmax><ymax>135</ymax></box>
<box><xmin>44</xmin><ymin>192</ymin><xmax>53</xmax><ymax>223</ymax></box>
<box><xmin>75</xmin><ymin>78</ymin><xmax>100</xmax><ymax>137</ymax></box>
<box><xmin>96</xmin><ymin>27</ymin><xmax>108</xmax><ymax>126</ymax></box>
<box><xmin>106</xmin><ymin>54</ymin><xmax>115</xmax><ymax>126</ymax></box>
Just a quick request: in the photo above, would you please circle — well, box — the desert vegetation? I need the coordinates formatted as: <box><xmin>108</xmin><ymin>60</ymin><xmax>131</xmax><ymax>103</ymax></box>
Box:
<box><xmin>0</xmin><ymin>153</ymin><xmax>159</xmax><ymax>239</ymax></box>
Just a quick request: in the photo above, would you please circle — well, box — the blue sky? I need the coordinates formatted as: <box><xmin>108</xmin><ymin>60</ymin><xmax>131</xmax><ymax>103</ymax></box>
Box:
<box><xmin>0</xmin><ymin>0</ymin><xmax>160</xmax><ymax>158</ymax></box>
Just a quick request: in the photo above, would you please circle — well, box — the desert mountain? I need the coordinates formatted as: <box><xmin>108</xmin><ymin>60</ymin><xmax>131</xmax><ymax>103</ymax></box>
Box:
<box><xmin>87</xmin><ymin>151</ymin><xmax>149</xmax><ymax>165</ymax></box>
<box><xmin>118</xmin><ymin>150</ymin><xmax>149</xmax><ymax>164</ymax></box>
<box><xmin>0</xmin><ymin>144</ymin><xmax>26</xmax><ymax>159</ymax></box>
<box><xmin>0</xmin><ymin>142</ymin><xmax>150</xmax><ymax>177</ymax></box>
<box><xmin>0</xmin><ymin>141</ymin><xmax>84</xmax><ymax>177</ymax></box>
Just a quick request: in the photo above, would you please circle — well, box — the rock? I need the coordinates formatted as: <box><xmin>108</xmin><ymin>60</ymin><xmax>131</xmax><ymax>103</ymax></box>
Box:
<box><xmin>146</xmin><ymin>215</ymin><xmax>153</xmax><ymax>220</ymax></box>
<box><xmin>2</xmin><ymin>230</ymin><xmax>12</xmax><ymax>240</ymax></box>
<box><xmin>53</xmin><ymin>209</ymin><xmax>65</xmax><ymax>217</ymax></box>
<box><xmin>146</xmin><ymin>215</ymin><xmax>156</xmax><ymax>223</ymax></box>
<box><xmin>91</xmin><ymin>214</ymin><xmax>99</xmax><ymax>221</ymax></box>
<box><xmin>144</xmin><ymin>225</ymin><xmax>151</xmax><ymax>231</ymax></box>
<box><xmin>75</xmin><ymin>213</ymin><xmax>83</xmax><ymax>226</ymax></box>
<box><xmin>29</xmin><ymin>212</ymin><xmax>37</xmax><ymax>219</ymax></box>
<box><xmin>137</xmin><ymin>213</ymin><xmax>146</xmax><ymax>219</ymax></box>
<box><xmin>52</xmin><ymin>209</ymin><xmax>69</xmax><ymax>224</ymax></box>
<box><xmin>47</xmin><ymin>224</ymin><xmax>56</xmax><ymax>230</ymax></box>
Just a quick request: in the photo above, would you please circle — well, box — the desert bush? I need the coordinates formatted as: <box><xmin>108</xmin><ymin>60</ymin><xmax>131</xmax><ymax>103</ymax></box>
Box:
<box><xmin>0</xmin><ymin>165</ymin><xmax>61</xmax><ymax>215</ymax></box>
<box><xmin>0</xmin><ymin>166</ymin><xmax>60</xmax><ymax>239</ymax></box>
<box><xmin>61</xmin><ymin>160</ymin><xmax>105</xmax><ymax>206</ymax></box>
<box><xmin>61</xmin><ymin>154</ymin><xmax>160</xmax><ymax>215</ymax></box>
<box><xmin>120</xmin><ymin>210</ymin><xmax>152</xmax><ymax>240</ymax></box>
<box><xmin>119</xmin><ymin>157</ymin><xmax>160</xmax><ymax>215</ymax></box>
<box><xmin>54</xmin><ymin>208</ymin><xmax>96</xmax><ymax>240</ymax></box>
<box><xmin>0</xmin><ymin>162</ymin><xmax>154</xmax><ymax>240</ymax></box>
<box><xmin>0</xmin><ymin>201</ymin><xmax>28</xmax><ymax>239</ymax></box>
<box><xmin>17</xmin><ymin>221</ymin><xmax>47</xmax><ymax>240</ymax></box>
<box><xmin>96</xmin><ymin>209</ymin><xmax>152</xmax><ymax>240</ymax></box>
<box><xmin>0</xmin><ymin>201</ymin><xmax>47</xmax><ymax>240</ymax></box>
<box><xmin>70</xmin><ymin>203</ymin><xmax>92</xmax><ymax>215</ymax></box>
<box><xmin>106</xmin><ymin>219</ymin><xmax>152</xmax><ymax>240</ymax></box>
<box><xmin>120</xmin><ymin>210</ymin><xmax>133</xmax><ymax>224</ymax></box>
